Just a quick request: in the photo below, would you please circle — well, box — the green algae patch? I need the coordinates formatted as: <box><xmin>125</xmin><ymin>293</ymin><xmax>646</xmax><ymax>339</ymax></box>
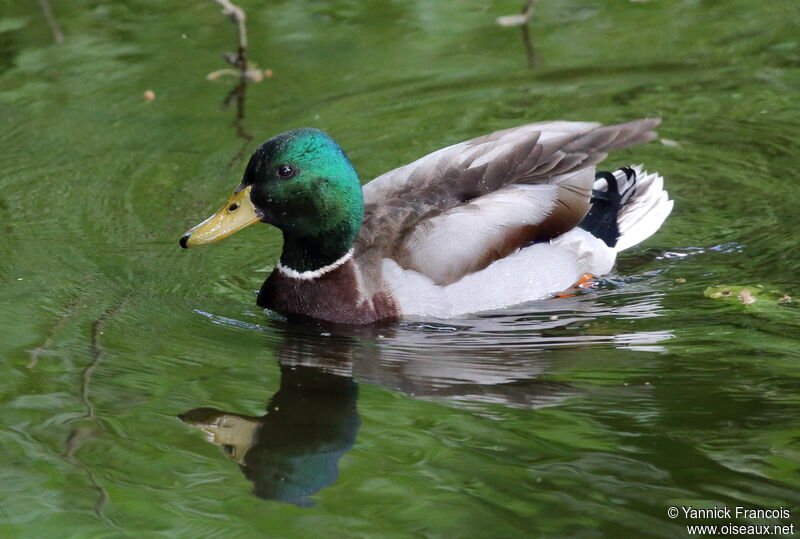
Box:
<box><xmin>704</xmin><ymin>285</ymin><xmax>792</xmax><ymax>305</ymax></box>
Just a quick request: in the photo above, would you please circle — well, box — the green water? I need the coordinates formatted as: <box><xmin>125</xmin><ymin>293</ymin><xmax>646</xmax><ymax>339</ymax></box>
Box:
<box><xmin>2</xmin><ymin>0</ymin><xmax>799</xmax><ymax>536</ymax></box>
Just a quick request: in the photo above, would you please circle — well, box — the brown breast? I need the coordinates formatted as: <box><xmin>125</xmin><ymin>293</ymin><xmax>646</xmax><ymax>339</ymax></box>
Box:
<box><xmin>256</xmin><ymin>260</ymin><xmax>400</xmax><ymax>325</ymax></box>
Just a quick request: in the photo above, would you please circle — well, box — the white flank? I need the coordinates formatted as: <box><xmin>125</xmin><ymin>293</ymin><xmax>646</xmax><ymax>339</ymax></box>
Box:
<box><xmin>276</xmin><ymin>248</ymin><xmax>354</xmax><ymax>280</ymax></box>
<box><xmin>382</xmin><ymin>228</ymin><xmax>616</xmax><ymax>318</ymax></box>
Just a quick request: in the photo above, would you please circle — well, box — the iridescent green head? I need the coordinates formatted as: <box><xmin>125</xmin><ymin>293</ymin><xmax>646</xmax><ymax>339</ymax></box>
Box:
<box><xmin>243</xmin><ymin>128</ymin><xmax>363</xmax><ymax>241</ymax></box>
<box><xmin>180</xmin><ymin>128</ymin><xmax>364</xmax><ymax>272</ymax></box>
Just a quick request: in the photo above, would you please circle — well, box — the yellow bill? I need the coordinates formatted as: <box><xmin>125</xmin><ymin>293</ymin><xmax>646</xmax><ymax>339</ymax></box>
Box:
<box><xmin>180</xmin><ymin>185</ymin><xmax>260</xmax><ymax>248</ymax></box>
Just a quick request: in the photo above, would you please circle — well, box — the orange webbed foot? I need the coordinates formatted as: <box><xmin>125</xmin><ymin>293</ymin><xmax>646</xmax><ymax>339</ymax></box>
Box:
<box><xmin>555</xmin><ymin>273</ymin><xmax>595</xmax><ymax>298</ymax></box>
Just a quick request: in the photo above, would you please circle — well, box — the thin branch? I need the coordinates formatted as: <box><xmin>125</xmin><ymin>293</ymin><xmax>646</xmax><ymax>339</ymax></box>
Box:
<box><xmin>221</xmin><ymin>78</ymin><xmax>254</xmax><ymax>167</ymax></box>
<box><xmin>520</xmin><ymin>27</ymin><xmax>536</xmax><ymax>69</ymax></box>
<box><xmin>497</xmin><ymin>0</ymin><xmax>538</xmax><ymax>68</ymax></box>
<box><xmin>213</xmin><ymin>0</ymin><xmax>248</xmax><ymax>69</ymax></box>
<box><xmin>521</xmin><ymin>0</ymin><xmax>536</xmax><ymax>21</ymax></box>
<box><xmin>208</xmin><ymin>0</ymin><xmax>268</xmax><ymax>166</ymax></box>
<box><xmin>38</xmin><ymin>0</ymin><xmax>64</xmax><ymax>44</ymax></box>
<box><xmin>520</xmin><ymin>0</ymin><xmax>537</xmax><ymax>68</ymax></box>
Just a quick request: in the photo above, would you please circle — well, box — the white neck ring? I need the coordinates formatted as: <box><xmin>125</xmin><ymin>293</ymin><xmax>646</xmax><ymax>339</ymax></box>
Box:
<box><xmin>276</xmin><ymin>248</ymin><xmax>354</xmax><ymax>280</ymax></box>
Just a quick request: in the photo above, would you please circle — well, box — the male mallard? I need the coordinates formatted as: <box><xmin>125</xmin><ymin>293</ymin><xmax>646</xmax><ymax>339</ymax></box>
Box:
<box><xmin>180</xmin><ymin>119</ymin><xmax>672</xmax><ymax>324</ymax></box>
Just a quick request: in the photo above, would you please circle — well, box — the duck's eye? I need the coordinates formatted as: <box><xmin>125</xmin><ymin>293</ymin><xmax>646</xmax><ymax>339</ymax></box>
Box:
<box><xmin>277</xmin><ymin>164</ymin><xmax>295</xmax><ymax>178</ymax></box>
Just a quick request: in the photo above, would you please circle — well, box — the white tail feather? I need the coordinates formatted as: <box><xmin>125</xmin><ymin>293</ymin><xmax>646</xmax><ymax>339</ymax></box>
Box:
<box><xmin>613</xmin><ymin>165</ymin><xmax>673</xmax><ymax>252</ymax></box>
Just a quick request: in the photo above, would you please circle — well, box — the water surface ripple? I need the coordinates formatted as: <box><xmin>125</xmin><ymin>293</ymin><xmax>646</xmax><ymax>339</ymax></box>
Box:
<box><xmin>1</xmin><ymin>0</ymin><xmax>799</xmax><ymax>536</ymax></box>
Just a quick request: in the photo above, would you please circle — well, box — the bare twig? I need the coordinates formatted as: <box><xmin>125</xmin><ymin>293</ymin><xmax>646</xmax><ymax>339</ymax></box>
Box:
<box><xmin>206</xmin><ymin>1</ymin><xmax>275</xmax><ymax>166</ymax></box>
<box><xmin>207</xmin><ymin>0</ymin><xmax>265</xmax><ymax>165</ymax></box>
<box><xmin>497</xmin><ymin>0</ymin><xmax>538</xmax><ymax>68</ymax></box>
<box><xmin>38</xmin><ymin>0</ymin><xmax>64</xmax><ymax>44</ymax></box>
<box><xmin>521</xmin><ymin>0</ymin><xmax>536</xmax><ymax>24</ymax></box>
<box><xmin>520</xmin><ymin>0</ymin><xmax>537</xmax><ymax>68</ymax></box>
<box><xmin>207</xmin><ymin>0</ymin><xmax>273</xmax><ymax>86</ymax></box>
<box><xmin>229</xmin><ymin>82</ymin><xmax>254</xmax><ymax>167</ymax></box>
<box><xmin>213</xmin><ymin>0</ymin><xmax>247</xmax><ymax>63</ymax></box>
<box><xmin>210</xmin><ymin>0</ymin><xmax>254</xmax><ymax>85</ymax></box>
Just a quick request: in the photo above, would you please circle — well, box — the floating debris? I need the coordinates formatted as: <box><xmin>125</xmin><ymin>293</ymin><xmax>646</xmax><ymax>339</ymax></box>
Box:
<box><xmin>704</xmin><ymin>284</ymin><xmax>794</xmax><ymax>307</ymax></box>
<box><xmin>206</xmin><ymin>66</ymin><xmax>269</xmax><ymax>82</ymax></box>
<box><xmin>497</xmin><ymin>0</ymin><xmax>535</xmax><ymax>26</ymax></box>
<box><xmin>549</xmin><ymin>314</ymin><xmax>559</xmax><ymax>321</ymax></box>
<box><xmin>207</xmin><ymin>69</ymin><xmax>236</xmax><ymax>81</ymax></box>
<box><xmin>660</xmin><ymin>138</ymin><xmax>680</xmax><ymax>148</ymax></box>
<box><xmin>738</xmin><ymin>288</ymin><xmax>757</xmax><ymax>305</ymax></box>
<box><xmin>245</xmin><ymin>68</ymin><xmax>264</xmax><ymax>82</ymax></box>
<box><xmin>497</xmin><ymin>14</ymin><xmax>530</xmax><ymax>27</ymax></box>
<box><xmin>705</xmin><ymin>285</ymin><xmax>755</xmax><ymax>300</ymax></box>
<box><xmin>143</xmin><ymin>89</ymin><xmax>155</xmax><ymax>102</ymax></box>
<box><xmin>675</xmin><ymin>277</ymin><xmax>687</xmax><ymax>283</ymax></box>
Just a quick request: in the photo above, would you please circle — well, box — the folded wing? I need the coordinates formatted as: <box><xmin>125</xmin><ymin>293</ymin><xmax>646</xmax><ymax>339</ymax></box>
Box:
<box><xmin>356</xmin><ymin>119</ymin><xmax>660</xmax><ymax>285</ymax></box>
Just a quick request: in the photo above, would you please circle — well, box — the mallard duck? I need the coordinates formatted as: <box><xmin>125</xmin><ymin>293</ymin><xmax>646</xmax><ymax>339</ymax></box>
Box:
<box><xmin>180</xmin><ymin>119</ymin><xmax>672</xmax><ymax>324</ymax></box>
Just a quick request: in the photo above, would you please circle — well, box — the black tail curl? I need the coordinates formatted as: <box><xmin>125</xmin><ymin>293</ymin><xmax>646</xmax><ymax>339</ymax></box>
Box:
<box><xmin>579</xmin><ymin>167</ymin><xmax>636</xmax><ymax>248</ymax></box>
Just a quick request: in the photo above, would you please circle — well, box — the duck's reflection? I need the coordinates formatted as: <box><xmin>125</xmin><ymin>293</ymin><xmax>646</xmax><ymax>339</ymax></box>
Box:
<box><xmin>180</xmin><ymin>363</ymin><xmax>358</xmax><ymax>508</ymax></box>
<box><xmin>181</xmin><ymin>291</ymin><xmax>672</xmax><ymax>506</ymax></box>
<box><xmin>178</xmin><ymin>327</ymin><xmax>581</xmax><ymax>506</ymax></box>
